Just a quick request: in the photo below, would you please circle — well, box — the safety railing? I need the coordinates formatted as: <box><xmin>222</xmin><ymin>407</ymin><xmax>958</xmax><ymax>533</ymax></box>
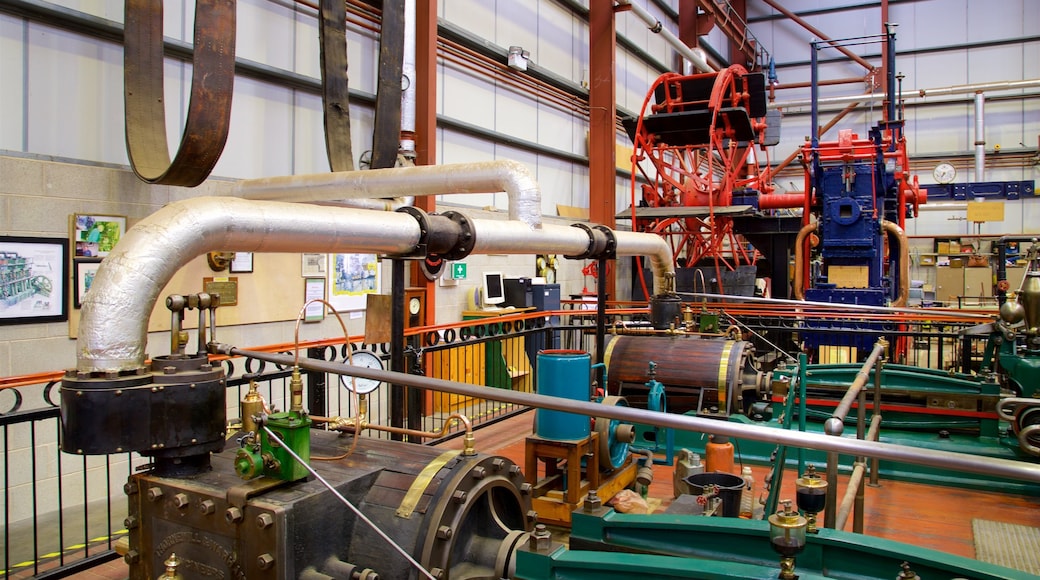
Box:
<box><xmin>823</xmin><ymin>339</ymin><xmax>886</xmax><ymax>533</ymax></box>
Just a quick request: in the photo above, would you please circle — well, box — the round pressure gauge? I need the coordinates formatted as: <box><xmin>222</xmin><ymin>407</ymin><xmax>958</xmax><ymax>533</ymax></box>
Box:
<box><xmin>340</xmin><ymin>350</ymin><xmax>383</xmax><ymax>394</ymax></box>
<box><xmin>409</xmin><ymin>296</ymin><xmax>422</xmax><ymax>315</ymax></box>
<box><xmin>933</xmin><ymin>161</ymin><xmax>956</xmax><ymax>185</ymax></box>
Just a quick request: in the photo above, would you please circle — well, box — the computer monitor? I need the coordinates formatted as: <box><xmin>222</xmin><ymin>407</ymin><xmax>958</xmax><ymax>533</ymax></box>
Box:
<box><xmin>482</xmin><ymin>271</ymin><xmax>505</xmax><ymax>307</ymax></box>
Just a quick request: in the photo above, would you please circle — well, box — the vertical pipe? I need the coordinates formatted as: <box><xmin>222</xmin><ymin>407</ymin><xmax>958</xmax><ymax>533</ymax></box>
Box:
<box><xmin>854</xmin><ymin>389</ymin><xmax>866</xmax><ymax>533</ymax></box>
<box><xmin>810</xmin><ymin>40</ymin><xmax>820</xmax><ymax>149</ymax></box>
<box><xmin>413</xmin><ymin>0</ymin><xmax>437</xmax><ymax>319</ymax></box>
<box><xmin>885</xmin><ymin>24</ymin><xmax>896</xmax><ymax>125</ymax></box>
<box><xmin>870</xmin><ymin>354</ymin><xmax>882</xmax><ymax>486</ymax></box>
<box><xmin>400</xmin><ymin>0</ymin><xmax>416</xmax><ymax>156</ymax></box>
<box><xmin>975</xmin><ymin>92</ymin><xmax>986</xmax><ymax>182</ymax></box>
<box><xmin>596</xmin><ymin>257</ymin><xmax>608</xmax><ymax>364</ymax></box>
<box><xmin>824</xmin><ymin>450</ymin><xmax>838</xmax><ymax>529</ymax></box>
<box><xmin>390</xmin><ymin>258</ymin><xmax>406</xmax><ymax>441</ymax></box>
<box><xmin>797</xmin><ymin>353</ymin><xmax>808</xmax><ymax>476</ymax></box>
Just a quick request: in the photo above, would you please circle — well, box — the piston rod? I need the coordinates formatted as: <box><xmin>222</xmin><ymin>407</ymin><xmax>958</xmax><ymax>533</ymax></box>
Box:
<box><xmin>220</xmin><ymin>346</ymin><xmax>1040</xmax><ymax>485</ymax></box>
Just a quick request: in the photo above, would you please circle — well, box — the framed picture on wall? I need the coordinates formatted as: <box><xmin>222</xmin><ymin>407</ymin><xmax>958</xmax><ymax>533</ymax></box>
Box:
<box><xmin>0</xmin><ymin>236</ymin><xmax>69</xmax><ymax>324</ymax></box>
<box><xmin>229</xmin><ymin>252</ymin><xmax>253</xmax><ymax>273</ymax></box>
<box><xmin>302</xmin><ymin>253</ymin><xmax>326</xmax><ymax>277</ymax></box>
<box><xmin>73</xmin><ymin>259</ymin><xmax>102</xmax><ymax>309</ymax></box>
<box><xmin>71</xmin><ymin>214</ymin><xmax>126</xmax><ymax>258</ymax></box>
<box><xmin>327</xmin><ymin>253</ymin><xmax>380</xmax><ymax>312</ymax></box>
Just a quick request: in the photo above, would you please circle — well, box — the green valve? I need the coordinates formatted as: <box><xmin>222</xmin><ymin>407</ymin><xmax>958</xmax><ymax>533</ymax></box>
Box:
<box><xmin>263</xmin><ymin>411</ymin><xmax>312</xmax><ymax>482</ymax></box>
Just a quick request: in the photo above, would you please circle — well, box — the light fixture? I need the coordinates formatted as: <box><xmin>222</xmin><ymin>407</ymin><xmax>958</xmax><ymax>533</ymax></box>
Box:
<box><xmin>508</xmin><ymin>46</ymin><xmax>529</xmax><ymax>72</ymax></box>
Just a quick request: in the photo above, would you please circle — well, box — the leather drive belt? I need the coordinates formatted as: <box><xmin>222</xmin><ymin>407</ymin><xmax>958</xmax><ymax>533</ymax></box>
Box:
<box><xmin>123</xmin><ymin>0</ymin><xmax>236</xmax><ymax>187</ymax></box>
<box><xmin>370</xmin><ymin>0</ymin><xmax>405</xmax><ymax>170</ymax></box>
<box><xmin>319</xmin><ymin>0</ymin><xmax>354</xmax><ymax>172</ymax></box>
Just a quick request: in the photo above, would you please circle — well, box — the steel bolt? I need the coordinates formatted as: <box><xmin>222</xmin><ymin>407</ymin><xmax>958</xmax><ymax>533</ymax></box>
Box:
<box><xmin>199</xmin><ymin>500</ymin><xmax>216</xmax><ymax>515</ymax></box>
<box><xmin>526</xmin><ymin>509</ymin><xmax>539</xmax><ymax>523</ymax></box>
<box><xmin>436</xmin><ymin>525</ymin><xmax>453</xmax><ymax>540</ymax></box>
<box><xmin>584</xmin><ymin>491</ymin><xmax>602</xmax><ymax>512</ymax></box>
<box><xmin>470</xmin><ymin>466</ymin><xmax>486</xmax><ymax>480</ymax></box>
<box><xmin>256</xmin><ymin>513</ymin><xmax>274</xmax><ymax>529</ymax></box>
<box><xmin>529</xmin><ymin>524</ymin><xmax>552</xmax><ymax>551</ymax></box>
<box><xmin>225</xmin><ymin>507</ymin><xmax>244</xmax><ymax>524</ymax></box>
<box><xmin>508</xmin><ymin>465</ymin><xmax>522</xmax><ymax>476</ymax></box>
<box><xmin>451</xmin><ymin>490</ymin><xmax>468</xmax><ymax>504</ymax></box>
<box><xmin>124</xmin><ymin>550</ymin><xmax>140</xmax><ymax>564</ymax></box>
<box><xmin>173</xmin><ymin>493</ymin><xmax>190</xmax><ymax>509</ymax></box>
<box><xmin>519</xmin><ymin>483</ymin><xmax>532</xmax><ymax>496</ymax></box>
<box><xmin>491</xmin><ymin>458</ymin><xmax>505</xmax><ymax>471</ymax></box>
<box><xmin>123</xmin><ymin>516</ymin><xmax>138</xmax><ymax>529</ymax></box>
<box><xmin>163</xmin><ymin>366</ymin><xmax>176</xmax><ymax>375</ymax></box>
<box><xmin>123</xmin><ymin>482</ymin><xmax>137</xmax><ymax>495</ymax></box>
<box><xmin>257</xmin><ymin>553</ymin><xmax>275</xmax><ymax>570</ymax></box>
<box><xmin>430</xmin><ymin>568</ymin><xmax>445</xmax><ymax>580</ymax></box>
<box><xmin>146</xmin><ymin>487</ymin><xmax>163</xmax><ymax>502</ymax></box>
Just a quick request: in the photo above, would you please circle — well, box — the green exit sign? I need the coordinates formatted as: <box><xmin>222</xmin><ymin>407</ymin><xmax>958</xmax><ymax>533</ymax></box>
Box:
<box><xmin>451</xmin><ymin>262</ymin><xmax>467</xmax><ymax>280</ymax></box>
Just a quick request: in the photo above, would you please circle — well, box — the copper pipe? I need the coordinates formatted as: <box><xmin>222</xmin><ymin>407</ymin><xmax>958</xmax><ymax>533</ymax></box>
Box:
<box><xmin>760</xmin><ymin>0</ymin><xmax>875</xmax><ymax>72</ymax></box>
<box><xmin>774</xmin><ymin>76</ymin><xmax>869</xmax><ymax>90</ymax></box>
<box><xmin>793</xmin><ymin>221</ymin><xmax>819</xmax><ymax>300</ymax></box>
<box><xmin>882</xmin><ymin>219</ymin><xmax>910</xmax><ymax>307</ymax></box>
<box><xmin>314</xmin><ymin>412</ymin><xmax>476</xmax><ymax>455</ymax></box>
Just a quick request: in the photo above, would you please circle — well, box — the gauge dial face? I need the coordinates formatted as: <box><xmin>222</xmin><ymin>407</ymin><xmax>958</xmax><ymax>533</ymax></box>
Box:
<box><xmin>340</xmin><ymin>350</ymin><xmax>383</xmax><ymax>394</ymax></box>
<box><xmin>409</xmin><ymin>297</ymin><xmax>422</xmax><ymax>315</ymax></box>
<box><xmin>933</xmin><ymin>162</ymin><xmax>956</xmax><ymax>184</ymax></box>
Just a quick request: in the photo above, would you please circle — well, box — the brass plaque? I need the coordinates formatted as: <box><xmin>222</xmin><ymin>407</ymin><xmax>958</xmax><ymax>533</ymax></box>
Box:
<box><xmin>203</xmin><ymin>277</ymin><xmax>238</xmax><ymax>306</ymax></box>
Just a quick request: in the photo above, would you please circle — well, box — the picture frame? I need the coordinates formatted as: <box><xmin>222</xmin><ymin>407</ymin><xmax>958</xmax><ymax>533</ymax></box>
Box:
<box><xmin>327</xmin><ymin>253</ymin><xmax>380</xmax><ymax>312</ymax></box>
<box><xmin>304</xmin><ymin>277</ymin><xmax>326</xmax><ymax>322</ymax></box>
<box><xmin>229</xmin><ymin>252</ymin><xmax>254</xmax><ymax>274</ymax></box>
<box><xmin>71</xmin><ymin>213</ymin><xmax>126</xmax><ymax>258</ymax></box>
<box><xmin>73</xmin><ymin>259</ymin><xmax>103</xmax><ymax>309</ymax></box>
<box><xmin>302</xmin><ymin>253</ymin><xmax>327</xmax><ymax>277</ymax></box>
<box><xmin>0</xmin><ymin>236</ymin><xmax>69</xmax><ymax>325</ymax></box>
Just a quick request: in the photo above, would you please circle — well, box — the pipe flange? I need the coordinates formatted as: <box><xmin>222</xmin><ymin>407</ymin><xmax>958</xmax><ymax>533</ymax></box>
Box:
<box><xmin>440</xmin><ymin>211</ymin><xmax>476</xmax><ymax>261</ymax></box>
<box><xmin>565</xmin><ymin>223</ymin><xmax>616</xmax><ymax>260</ymax></box>
<box><xmin>396</xmin><ymin>206</ymin><xmax>431</xmax><ymax>258</ymax></box>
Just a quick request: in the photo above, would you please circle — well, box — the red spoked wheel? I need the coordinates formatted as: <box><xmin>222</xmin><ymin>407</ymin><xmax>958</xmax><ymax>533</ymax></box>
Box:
<box><xmin>629</xmin><ymin>65</ymin><xmax>772</xmax><ymax>294</ymax></box>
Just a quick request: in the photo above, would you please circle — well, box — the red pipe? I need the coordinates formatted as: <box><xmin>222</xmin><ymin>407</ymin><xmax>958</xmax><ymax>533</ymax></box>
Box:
<box><xmin>757</xmin><ymin>193</ymin><xmax>807</xmax><ymax>209</ymax></box>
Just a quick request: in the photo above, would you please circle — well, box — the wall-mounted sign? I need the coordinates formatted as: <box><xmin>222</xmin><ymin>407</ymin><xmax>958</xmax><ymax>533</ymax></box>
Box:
<box><xmin>203</xmin><ymin>277</ymin><xmax>238</xmax><ymax>306</ymax></box>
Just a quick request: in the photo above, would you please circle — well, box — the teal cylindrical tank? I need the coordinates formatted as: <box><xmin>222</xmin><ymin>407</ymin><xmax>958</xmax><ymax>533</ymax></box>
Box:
<box><xmin>536</xmin><ymin>349</ymin><xmax>591</xmax><ymax>440</ymax></box>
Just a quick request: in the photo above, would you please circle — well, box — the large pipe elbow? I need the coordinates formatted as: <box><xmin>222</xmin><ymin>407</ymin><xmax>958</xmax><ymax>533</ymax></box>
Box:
<box><xmin>793</xmin><ymin>221</ymin><xmax>818</xmax><ymax>301</ymax></box>
<box><xmin>612</xmin><ymin>231</ymin><xmax>675</xmax><ymax>296</ymax></box>
<box><xmin>77</xmin><ymin>197</ymin><xmax>423</xmax><ymax>373</ymax></box>
<box><xmin>235</xmin><ymin>160</ymin><xmax>543</xmax><ymax>229</ymax></box>
<box><xmin>882</xmin><ymin>219</ymin><xmax>910</xmax><ymax>307</ymax></box>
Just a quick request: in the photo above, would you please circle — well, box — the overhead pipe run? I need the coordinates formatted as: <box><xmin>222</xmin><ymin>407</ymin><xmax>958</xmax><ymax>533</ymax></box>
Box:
<box><xmin>80</xmin><ymin>166</ymin><xmax>674</xmax><ymax>373</ymax></box>
<box><xmin>614</xmin><ymin>0</ymin><xmax>714</xmax><ymax>73</ymax></box>
<box><xmin>237</xmin><ymin>160</ymin><xmax>543</xmax><ymax>229</ymax></box>
<box><xmin>770</xmin><ymin>78</ymin><xmax>1040</xmax><ymax>111</ymax></box>
<box><xmin>975</xmin><ymin>91</ymin><xmax>986</xmax><ymax>182</ymax></box>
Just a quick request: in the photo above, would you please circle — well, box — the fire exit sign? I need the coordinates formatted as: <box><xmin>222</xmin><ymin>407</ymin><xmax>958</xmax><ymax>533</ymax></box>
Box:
<box><xmin>451</xmin><ymin>262</ymin><xmax>467</xmax><ymax>280</ymax></box>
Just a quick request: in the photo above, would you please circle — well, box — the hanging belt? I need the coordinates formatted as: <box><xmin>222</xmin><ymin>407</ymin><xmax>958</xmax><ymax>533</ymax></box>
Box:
<box><xmin>319</xmin><ymin>0</ymin><xmax>354</xmax><ymax>172</ymax></box>
<box><xmin>370</xmin><ymin>0</ymin><xmax>405</xmax><ymax>169</ymax></box>
<box><xmin>123</xmin><ymin>0</ymin><xmax>236</xmax><ymax>187</ymax></box>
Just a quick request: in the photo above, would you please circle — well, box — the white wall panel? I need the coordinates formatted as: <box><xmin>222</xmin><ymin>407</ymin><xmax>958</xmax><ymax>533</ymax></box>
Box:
<box><xmin>292</xmin><ymin>90</ymin><xmax>329</xmax><ymax>174</ymax></box>
<box><xmin>495</xmin><ymin>84</ymin><xmax>539</xmax><ymax>143</ymax></box>
<box><xmin>908</xmin><ymin>51</ymin><xmax>969</xmax><ymax>91</ymax></box>
<box><xmin>439</xmin><ymin>130</ymin><xmax>496</xmax><ymax>209</ymax></box>
<box><xmin>496</xmin><ymin>1</ymin><xmax>538</xmax><ymax>66</ymax></box>
<box><xmin>536</xmin><ymin>103</ymin><xmax>583</xmax><ymax>154</ymax></box>
<box><xmin>293</xmin><ymin>8</ymin><xmax>321</xmax><ymax>79</ymax></box>
<box><xmin>26</xmin><ymin>22</ymin><xmax>125</xmax><ymax>164</ymax></box>
<box><xmin>442</xmin><ymin>65</ymin><xmax>495</xmax><ymax>131</ymax></box>
<box><xmin>536</xmin><ymin>1</ymin><xmax>579</xmax><ymax>81</ymax></box>
<box><xmin>441</xmin><ymin>0</ymin><xmax>498</xmax><ymax>44</ymax></box>
<box><xmin>236</xmin><ymin>0</ymin><xmax>296</xmax><ymax>72</ymax></box>
<box><xmin>214</xmin><ymin>77</ymin><xmax>293</xmax><ymax>179</ymax></box>
<box><xmin>535</xmin><ymin>155</ymin><xmax>577</xmax><ymax>216</ymax></box>
<box><xmin>967</xmin><ymin>0</ymin><xmax>1025</xmax><ymax>40</ymax></box>
<box><xmin>0</xmin><ymin>15</ymin><xmax>25</xmax><ymax>151</ymax></box>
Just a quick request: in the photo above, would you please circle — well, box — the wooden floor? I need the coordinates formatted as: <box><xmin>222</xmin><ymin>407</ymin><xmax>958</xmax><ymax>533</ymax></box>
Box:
<box><xmin>63</xmin><ymin>410</ymin><xmax>1040</xmax><ymax>579</ymax></box>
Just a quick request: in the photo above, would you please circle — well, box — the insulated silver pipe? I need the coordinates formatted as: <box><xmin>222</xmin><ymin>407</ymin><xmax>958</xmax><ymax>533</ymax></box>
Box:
<box><xmin>470</xmin><ymin>221</ymin><xmax>675</xmax><ymax>296</ymax></box>
<box><xmin>770</xmin><ymin>78</ymin><xmax>1040</xmax><ymax>111</ymax></box>
<box><xmin>401</xmin><ymin>0</ymin><xmax>416</xmax><ymax>156</ymax></box>
<box><xmin>227</xmin><ymin>347</ymin><xmax>1040</xmax><ymax>485</ymax></box>
<box><xmin>975</xmin><ymin>91</ymin><xmax>986</xmax><ymax>182</ymax></box>
<box><xmin>77</xmin><ymin>197</ymin><xmax>422</xmax><ymax>373</ymax></box>
<box><xmin>236</xmin><ymin>160</ymin><xmax>543</xmax><ymax>229</ymax></box>
<box><xmin>614</xmin><ymin>0</ymin><xmax>714</xmax><ymax>73</ymax></box>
